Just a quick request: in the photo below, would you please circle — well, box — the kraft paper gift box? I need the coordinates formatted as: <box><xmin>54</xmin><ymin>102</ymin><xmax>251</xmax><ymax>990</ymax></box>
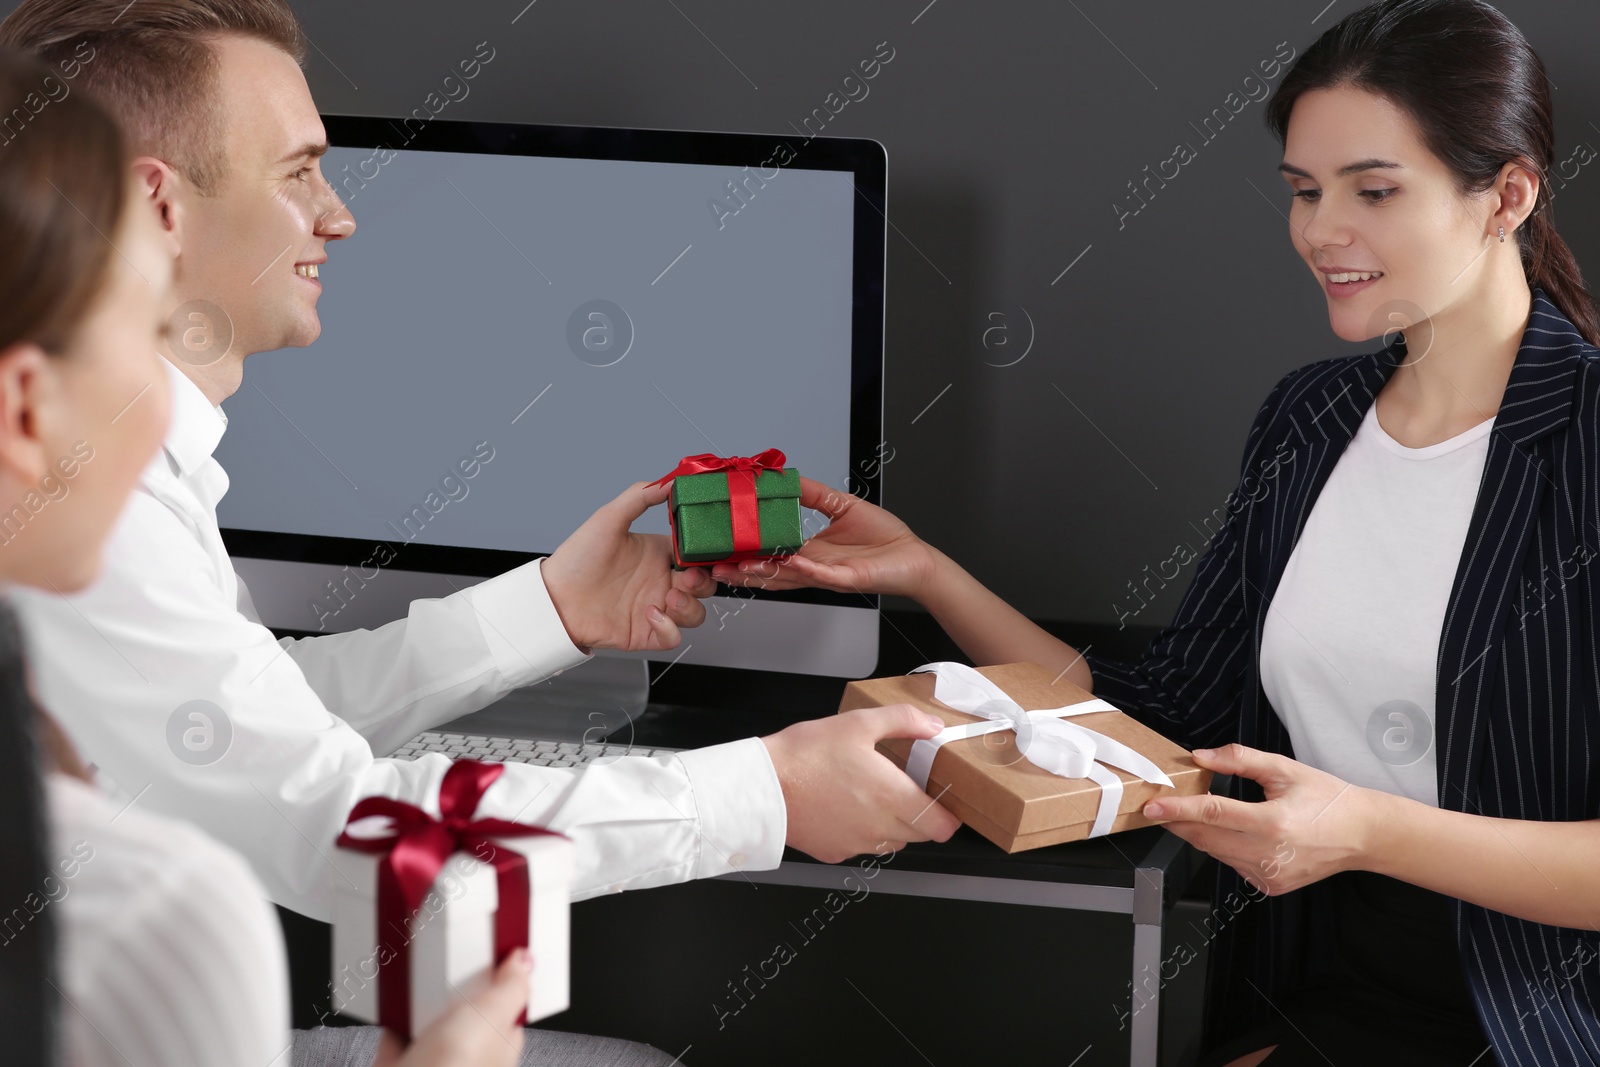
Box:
<box><xmin>837</xmin><ymin>661</ymin><xmax>1213</xmax><ymax>852</ymax></box>
<box><xmin>653</xmin><ymin>449</ymin><xmax>803</xmax><ymax>567</ymax></box>
<box><xmin>330</xmin><ymin>761</ymin><xmax>574</xmax><ymax>1039</ymax></box>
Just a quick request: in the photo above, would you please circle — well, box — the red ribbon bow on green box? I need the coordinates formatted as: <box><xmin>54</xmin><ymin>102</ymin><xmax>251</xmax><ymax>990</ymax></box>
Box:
<box><xmin>650</xmin><ymin>448</ymin><xmax>788</xmax><ymax>558</ymax></box>
<box><xmin>335</xmin><ymin>759</ymin><xmax>565</xmax><ymax>1041</ymax></box>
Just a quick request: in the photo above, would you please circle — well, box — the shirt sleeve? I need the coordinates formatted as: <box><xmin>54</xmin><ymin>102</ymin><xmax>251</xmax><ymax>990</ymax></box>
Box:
<box><xmin>1083</xmin><ymin>366</ymin><xmax>1306</xmax><ymax>752</ymax></box>
<box><xmin>12</xmin><ymin>488</ymin><xmax>787</xmax><ymax>923</ymax></box>
<box><xmin>264</xmin><ymin>557</ymin><xmax>593</xmax><ymax>756</ymax></box>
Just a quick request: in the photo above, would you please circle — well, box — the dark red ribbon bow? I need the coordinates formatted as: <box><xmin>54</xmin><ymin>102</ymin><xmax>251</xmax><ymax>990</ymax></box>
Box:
<box><xmin>335</xmin><ymin>759</ymin><xmax>564</xmax><ymax>1040</ymax></box>
<box><xmin>650</xmin><ymin>448</ymin><xmax>786</xmax><ymax>557</ymax></box>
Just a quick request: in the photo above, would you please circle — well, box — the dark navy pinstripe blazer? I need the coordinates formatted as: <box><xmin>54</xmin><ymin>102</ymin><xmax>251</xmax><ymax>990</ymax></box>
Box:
<box><xmin>1086</xmin><ymin>288</ymin><xmax>1600</xmax><ymax>1064</ymax></box>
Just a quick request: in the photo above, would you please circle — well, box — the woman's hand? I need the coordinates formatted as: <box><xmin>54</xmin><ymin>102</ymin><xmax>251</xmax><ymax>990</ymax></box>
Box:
<box><xmin>711</xmin><ymin>475</ymin><xmax>1090</xmax><ymax>685</ymax></box>
<box><xmin>710</xmin><ymin>476</ymin><xmax>938</xmax><ymax>599</ymax></box>
<box><xmin>371</xmin><ymin>948</ymin><xmax>531</xmax><ymax>1067</ymax></box>
<box><xmin>1141</xmin><ymin>744</ymin><xmax>1380</xmax><ymax>895</ymax></box>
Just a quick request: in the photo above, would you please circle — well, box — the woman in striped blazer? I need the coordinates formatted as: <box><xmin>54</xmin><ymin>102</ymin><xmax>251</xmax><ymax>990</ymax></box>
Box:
<box><xmin>716</xmin><ymin>1</ymin><xmax>1600</xmax><ymax>1063</ymax></box>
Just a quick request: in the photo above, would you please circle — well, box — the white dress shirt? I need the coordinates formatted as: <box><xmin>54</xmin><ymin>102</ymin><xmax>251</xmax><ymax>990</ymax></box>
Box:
<box><xmin>13</xmin><ymin>358</ymin><xmax>785</xmax><ymax>921</ymax></box>
<box><xmin>49</xmin><ymin>770</ymin><xmax>292</xmax><ymax>1067</ymax></box>
<box><xmin>1259</xmin><ymin>401</ymin><xmax>1494</xmax><ymax>806</ymax></box>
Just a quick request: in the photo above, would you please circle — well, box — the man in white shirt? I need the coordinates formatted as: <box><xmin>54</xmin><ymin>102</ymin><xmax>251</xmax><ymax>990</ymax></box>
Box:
<box><xmin>0</xmin><ymin>0</ymin><xmax>957</xmax><ymax>928</ymax></box>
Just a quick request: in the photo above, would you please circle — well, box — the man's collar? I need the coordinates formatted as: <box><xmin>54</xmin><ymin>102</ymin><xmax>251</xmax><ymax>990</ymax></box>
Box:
<box><xmin>160</xmin><ymin>357</ymin><xmax>229</xmax><ymax>477</ymax></box>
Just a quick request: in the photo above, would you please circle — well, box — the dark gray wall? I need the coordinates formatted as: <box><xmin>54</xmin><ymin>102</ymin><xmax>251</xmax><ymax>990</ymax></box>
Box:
<box><xmin>25</xmin><ymin>1</ymin><xmax>1600</xmax><ymax>628</ymax></box>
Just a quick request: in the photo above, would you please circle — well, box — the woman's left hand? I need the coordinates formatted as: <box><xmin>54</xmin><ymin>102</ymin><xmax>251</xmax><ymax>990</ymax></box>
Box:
<box><xmin>1141</xmin><ymin>743</ymin><xmax>1379</xmax><ymax>895</ymax></box>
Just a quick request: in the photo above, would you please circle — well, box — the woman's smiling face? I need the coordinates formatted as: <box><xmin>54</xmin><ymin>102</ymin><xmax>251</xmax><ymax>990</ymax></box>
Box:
<box><xmin>1280</xmin><ymin>84</ymin><xmax>1521</xmax><ymax>344</ymax></box>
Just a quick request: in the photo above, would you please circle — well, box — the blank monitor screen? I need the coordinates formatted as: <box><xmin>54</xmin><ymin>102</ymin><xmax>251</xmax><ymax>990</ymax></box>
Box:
<box><xmin>216</xmin><ymin>117</ymin><xmax>886</xmax><ymax>677</ymax></box>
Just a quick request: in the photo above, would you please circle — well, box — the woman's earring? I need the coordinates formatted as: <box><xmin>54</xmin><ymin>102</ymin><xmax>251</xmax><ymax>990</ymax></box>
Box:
<box><xmin>1500</xmin><ymin>226</ymin><xmax>1507</xmax><ymax>243</ymax></box>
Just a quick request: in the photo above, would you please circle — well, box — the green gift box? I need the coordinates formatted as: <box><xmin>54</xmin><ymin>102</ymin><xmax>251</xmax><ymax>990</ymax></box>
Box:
<box><xmin>667</xmin><ymin>464</ymin><xmax>803</xmax><ymax>567</ymax></box>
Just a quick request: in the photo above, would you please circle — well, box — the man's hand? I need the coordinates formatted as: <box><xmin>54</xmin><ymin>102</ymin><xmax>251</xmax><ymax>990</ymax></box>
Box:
<box><xmin>711</xmin><ymin>476</ymin><xmax>938</xmax><ymax>599</ymax></box>
<box><xmin>541</xmin><ymin>481</ymin><xmax>716</xmax><ymax>652</ymax></box>
<box><xmin>1142</xmin><ymin>743</ymin><xmax>1378</xmax><ymax>896</ymax></box>
<box><xmin>372</xmin><ymin>947</ymin><xmax>530</xmax><ymax>1067</ymax></box>
<box><xmin>762</xmin><ymin>704</ymin><xmax>962</xmax><ymax>862</ymax></box>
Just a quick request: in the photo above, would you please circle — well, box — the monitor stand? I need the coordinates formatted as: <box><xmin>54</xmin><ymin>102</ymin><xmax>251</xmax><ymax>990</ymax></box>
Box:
<box><xmin>431</xmin><ymin>651</ymin><xmax>651</xmax><ymax>744</ymax></box>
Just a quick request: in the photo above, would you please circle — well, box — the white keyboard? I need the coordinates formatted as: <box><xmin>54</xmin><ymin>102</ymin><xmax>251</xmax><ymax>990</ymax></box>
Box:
<box><xmin>391</xmin><ymin>730</ymin><xmax>678</xmax><ymax>768</ymax></box>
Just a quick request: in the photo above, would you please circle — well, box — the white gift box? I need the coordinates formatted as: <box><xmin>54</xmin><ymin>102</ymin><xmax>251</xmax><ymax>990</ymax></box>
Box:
<box><xmin>330</xmin><ymin>832</ymin><xmax>574</xmax><ymax>1035</ymax></box>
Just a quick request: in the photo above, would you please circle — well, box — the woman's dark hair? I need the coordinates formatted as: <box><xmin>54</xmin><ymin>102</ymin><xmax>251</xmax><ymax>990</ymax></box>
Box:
<box><xmin>0</xmin><ymin>44</ymin><xmax>130</xmax><ymax>1067</ymax></box>
<box><xmin>0</xmin><ymin>44</ymin><xmax>128</xmax><ymax>355</ymax></box>
<box><xmin>1265</xmin><ymin>0</ymin><xmax>1600</xmax><ymax>347</ymax></box>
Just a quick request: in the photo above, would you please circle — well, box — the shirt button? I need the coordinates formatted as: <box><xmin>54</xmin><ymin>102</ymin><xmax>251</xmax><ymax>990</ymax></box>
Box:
<box><xmin>728</xmin><ymin>852</ymin><xmax>748</xmax><ymax>868</ymax></box>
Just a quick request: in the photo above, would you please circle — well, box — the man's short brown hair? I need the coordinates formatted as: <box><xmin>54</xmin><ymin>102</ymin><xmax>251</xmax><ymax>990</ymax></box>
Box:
<box><xmin>0</xmin><ymin>0</ymin><xmax>308</xmax><ymax>195</ymax></box>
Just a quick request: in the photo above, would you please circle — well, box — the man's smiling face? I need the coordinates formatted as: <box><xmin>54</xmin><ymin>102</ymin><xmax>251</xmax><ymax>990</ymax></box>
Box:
<box><xmin>175</xmin><ymin>32</ymin><xmax>355</xmax><ymax>358</ymax></box>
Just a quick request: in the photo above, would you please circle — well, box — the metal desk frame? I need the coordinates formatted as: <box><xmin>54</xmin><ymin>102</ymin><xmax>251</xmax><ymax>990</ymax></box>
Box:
<box><xmin>717</xmin><ymin>829</ymin><xmax>1194</xmax><ymax>1067</ymax></box>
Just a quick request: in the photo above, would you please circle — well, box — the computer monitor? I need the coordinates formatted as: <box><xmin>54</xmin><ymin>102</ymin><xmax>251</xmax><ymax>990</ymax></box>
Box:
<box><xmin>217</xmin><ymin>114</ymin><xmax>887</xmax><ymax>697</ymax></box>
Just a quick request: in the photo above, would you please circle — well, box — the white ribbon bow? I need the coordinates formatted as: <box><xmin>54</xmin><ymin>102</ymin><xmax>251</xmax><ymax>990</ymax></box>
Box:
<box><xmin>905</xmin><ymin>662</ymin><xmax>1174</xmax><ymax>839</ymax></box>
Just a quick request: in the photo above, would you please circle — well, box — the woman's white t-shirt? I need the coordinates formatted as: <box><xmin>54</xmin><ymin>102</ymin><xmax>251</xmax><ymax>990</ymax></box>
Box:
<box><xmin>1258</xmin><ymin>400</ymin><xmax>1495</xmax><ymax>807</ymax></box>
